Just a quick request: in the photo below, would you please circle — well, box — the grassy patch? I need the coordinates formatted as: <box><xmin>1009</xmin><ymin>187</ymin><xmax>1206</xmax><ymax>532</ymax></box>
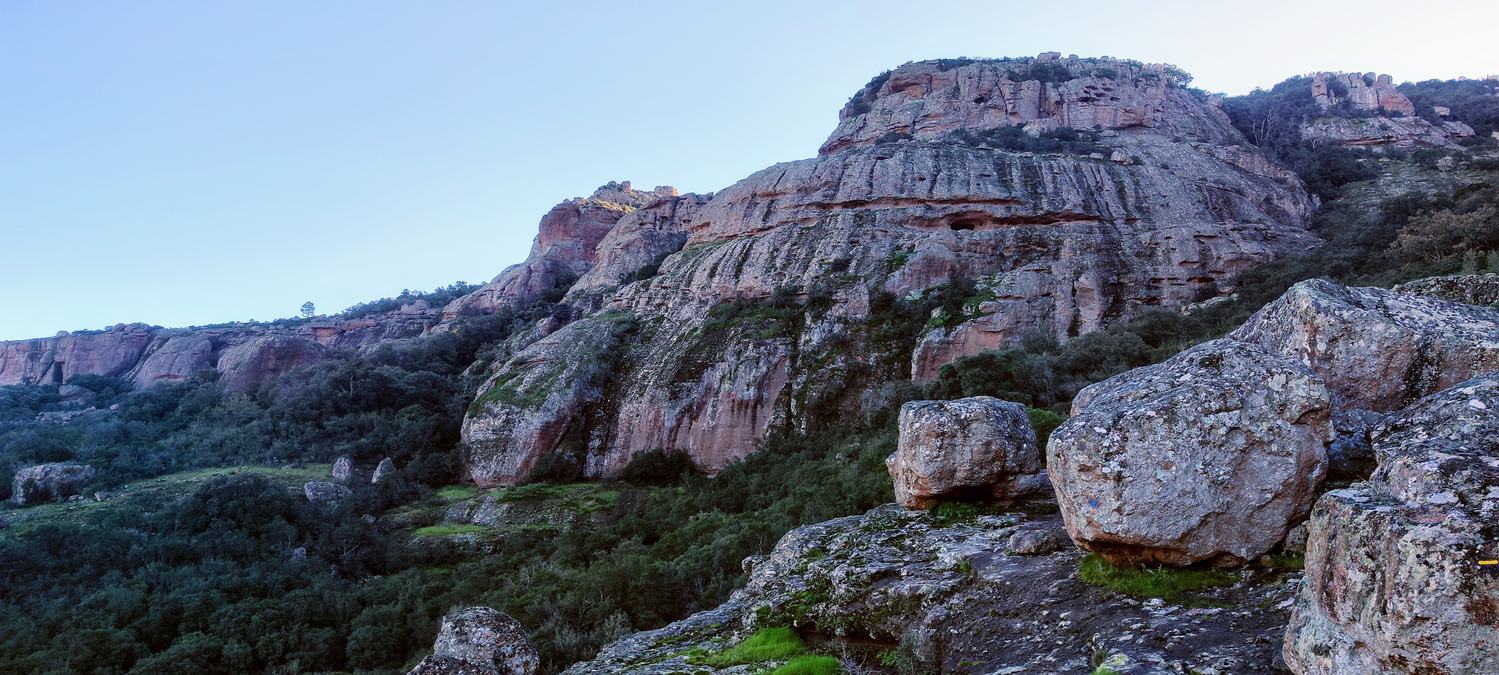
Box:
<box><xmin>697</xmin><ymin>627</ymin><xmax>806</xmax><ymax>667</ymax></box>
<box><xmin>1263</xmin><ymin>553</ymin><xmax>1305</xmax><ymax>570</ymax></box>
<box><xmin>1078</xmin><ymin>554</ymin><xmax>1236</xmax><ymax>603</ymax></box>
<box><xmin>928</xmin><ymin>501</ymin><xmax>980</xmax><ymax>527</ymax></box>
<box><xmin>411</xmin><ymin>523</ymin><xmax>490</xmax><ymax>538</ymax></box>
<box><xmin>771</xmin><ymin>654</ymin><xmax>842</xmax><ymax>675</ymax></box>
<box><xmin>434</xmin><ymin>484</ymin><xmax>478</xmax><ymax>502</ymax></box>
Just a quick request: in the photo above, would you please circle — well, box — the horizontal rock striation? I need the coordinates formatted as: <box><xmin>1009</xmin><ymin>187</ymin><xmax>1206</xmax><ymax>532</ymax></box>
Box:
<box><xmin>460</xmin><ymin>55</ymin><xmax>1319</xmax><ymax>485</ymax></box>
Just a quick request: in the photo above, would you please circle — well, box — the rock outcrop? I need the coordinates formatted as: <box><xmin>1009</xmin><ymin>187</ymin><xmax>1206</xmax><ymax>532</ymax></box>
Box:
<box><xmin>568</xmin><ymin>505</ymin><xmax>1298</xmax><ymax>674</ymax></box>
<box><xmin>303</xmin><ymin>481</ymin><xmax>351</xmax><ymax>504</ymax></box>
<box><xmin>1301</xmin><ymin>72</ymin><xmax>1474</xmax><ymax>149</ymax></box>
<box><xmin>1230</xmin><ymin>278</ymin><xmax>1499</xmax><ymax>412</ymax></box>
<box><xmin>215</xmin><ymin>335</ymin><xmax>332</xmax><ymax>394</ymax></box>
<box><xmin>10</xmin><ymin>463</ymin><xmax>97</xmax><ymax>506</ymax></box>
<box><xmin>441</xmin><ymin>182</ymin><xmax>677</xmax><ymax>321</ymax></box>
<box><xmin>886</xmin><ymin>397</ymin><xmax>1040</xmax><ymax>508</ymax></box>
<box><xmin>461</xmin><ymin>54</ymin><xmax>1319</xmax><ymax>485</ymax></box>
<box><xmin>1394</xmin><ymin>272</ymin><xmax>1499</xmax><ymax>307</ymax></box>
<box><xmin>408</xmin><ymin>607</ymin><xmax>540</xmax><ymax>675</ymax></box>
<box><xmin>1048</xmin><ymin>339</ymin><xmax>1331</xmax><ymax>566</ymax></box>
<box><xmin>1284</xmin><ymin>374</ymin><xmax>1499</xmax><ymax>674</ymax></box>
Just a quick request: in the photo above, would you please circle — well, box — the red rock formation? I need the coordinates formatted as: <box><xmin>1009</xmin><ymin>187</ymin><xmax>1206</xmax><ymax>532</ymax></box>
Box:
<box><xmin>461</xmin><ymin>54</ymin><xmax>1320</xmax><ymax>486</ymax></box>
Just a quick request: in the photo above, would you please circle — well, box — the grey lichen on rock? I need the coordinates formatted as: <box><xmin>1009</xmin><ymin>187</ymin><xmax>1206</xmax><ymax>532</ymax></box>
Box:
<box><xmin>1283</xmin><ymin>374</ymin><xmax>1499</xmax><ymax>674</ymax></box>
<box><xmin>1230</xmin><ymin>278</ymin><xmax>1499</xmax><ymax>411</ymax></box>
<box><xmin>10</xmin><ymin>462</ymin><xmax>97</xmax><ymax>506</ymax></box>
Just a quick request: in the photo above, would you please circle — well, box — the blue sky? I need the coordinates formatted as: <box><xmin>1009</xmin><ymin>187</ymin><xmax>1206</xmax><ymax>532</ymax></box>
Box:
<box><xmin>2</xmin><ymin>0</ymin><xmax>1496</xmax><ymax>340</ymax></box>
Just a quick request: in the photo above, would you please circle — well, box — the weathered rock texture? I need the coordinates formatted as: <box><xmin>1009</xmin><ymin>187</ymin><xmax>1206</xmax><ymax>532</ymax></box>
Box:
<box><xmin>408</xmin><ymin>606</ymin><xmax>540</xmax><ymax>675</ymax></box>
<box><xmin>1394</xmin><ymin>272</ymin><xmax>1499</xmax><ymax>307</ymax></box>
<box><xmin>10</xmin><ymin>463</ymin><xmax>97</xmax><ymax>506</ymax></box>
<box><xmin>462</xmin><ymin>54</ymin><xmax>1318</xmax><ymax>485</ymax></box>
<box><xmin>1301</xmin><ymin>72</ymin><xmax>1474</xmax><ymax>149</ymax></box>
<box><xmin>886</xmin><ymin>397</ymin><xmax>1040</xmax><ymax>508</ymax></box>
<box><xmin>567</xmin><ymin>506</ymin><xmax>1298</xmax><ymax>674</ymax></box>
<box><xmin>1049</xmin><ymin>340</ymin><xmax>1331</xmax><ymax>566</ymax></box>
<box><xmin>1284</xmin><ymin>374</ymin><xmax>1499</xmax><ymax>674</ymax></box>
<box><xmin>1230</xmin><ymin>278</ymin><xmax>1499</xmax><ymax>412</ymax></box>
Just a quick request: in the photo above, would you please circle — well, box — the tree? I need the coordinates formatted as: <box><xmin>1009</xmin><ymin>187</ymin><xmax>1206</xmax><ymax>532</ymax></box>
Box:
<box><xmin>301</xmin><ymin>301</ymin><xmax>316</xmax><ymax>318</ymax></box>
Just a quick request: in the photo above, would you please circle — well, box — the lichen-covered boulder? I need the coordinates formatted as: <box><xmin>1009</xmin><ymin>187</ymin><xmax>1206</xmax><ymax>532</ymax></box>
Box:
<box><xmin>1394</xmin><ymin>272</ymin><xmax>1499</xmax><ymax>307</ymax></box>
<box><xmin>408</xmin><ymin>607</ymin><xmax>539</xmax><ymax>675</ymax></box>
<box><xmin>1283</xmin><ymin>374</ymin><xmax>1499</xmax><ymax>674</ymax></box>
<box><xmin>1049</xmin><ymin>339</ymin><xmax>1331</xmax><ymax>566</ymax></box>
<box><xmin>302</xmin><ymin>481</ymin><xmax>351</xmax><ymax>504</ymax></box>
<box><xmin>887</xmin><ymin>397</ymin><xmax>1041</xmax><ymax>508</ymax></box>
<box><xmin>1230</xmin><ymin>278</ymin><xmax>1499</xmax><ymax>411</ymax></box>
<box><xmin>10</xmin><ymin>463</ymin><xmax>97</xmax><ymax>506</ymax></box>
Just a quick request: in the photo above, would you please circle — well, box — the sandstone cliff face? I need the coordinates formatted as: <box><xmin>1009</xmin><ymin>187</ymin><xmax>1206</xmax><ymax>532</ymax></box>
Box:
<box><xmin>442</xmin><ymin>182</ymin><xmax>677</xmax><ymax>321</ymax></box>
<box><xmin>461</xmin><ymin>54</ymin><xmax>1319</xmax><ymax>485</ymax></box>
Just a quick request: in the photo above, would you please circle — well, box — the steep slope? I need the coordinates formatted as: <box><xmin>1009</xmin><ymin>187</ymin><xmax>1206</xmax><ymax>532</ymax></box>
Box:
<box><xmin>460</xmin><ymin>53</ymin><xmax>1320</xmax><ymax>486</ymax></box>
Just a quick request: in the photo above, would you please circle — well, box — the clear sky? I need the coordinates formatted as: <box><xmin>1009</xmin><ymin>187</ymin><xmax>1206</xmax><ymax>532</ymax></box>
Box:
<box><xmin>2</xmin><ymin>0</ymin><xmax>1497</xmax><ymax>340</ymax></box>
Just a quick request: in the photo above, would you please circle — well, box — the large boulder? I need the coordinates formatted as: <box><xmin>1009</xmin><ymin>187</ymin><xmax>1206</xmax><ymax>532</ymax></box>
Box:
<box><xmin>1230</xmin><ymin>278</ymin><xmax>1499</xmax><ymax>412</ymax></box>
<box><xmin>408</xmin><ymin>607</ymin><xmax>540</xmax><ymax>675</ymax></box>
<box><xmin>1284</xmin><ymin>374</ymin><xmax>1499</xmax><ymax>674</ymax></box>
<box><xmin>1048</xmin><ymin>339</ymin><xmax>1331</xmax><ymax>566</ymax></box>
<box><xmin>10</xmin><ymin>463</ymin><xmax>97</xmax><ymax>506</ymax></box>
<box><xmin>130</xmin><ymin>334</ymin><xmax>214</xmax><ymax>386</ymax></box>
<box><xmin>886</xmin><ymin>397</ymin><xmax>1040</xmax><ymax>508</ymax></box>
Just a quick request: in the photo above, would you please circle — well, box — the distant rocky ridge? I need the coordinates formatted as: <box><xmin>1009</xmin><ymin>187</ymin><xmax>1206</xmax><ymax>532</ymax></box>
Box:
<box><xmin>0</xmin><ymin>299</ymin><xmax>442</xmax><ymax>390</ymax></box>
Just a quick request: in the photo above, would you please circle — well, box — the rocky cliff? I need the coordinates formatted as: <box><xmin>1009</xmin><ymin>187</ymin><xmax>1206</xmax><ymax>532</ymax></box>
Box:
<box><xmin>1302</xmin><ymin>71</ymin><xmax>1475</xmax><ymax>149</ymax></box>
<box><xmin>460</xmin><ymin>54</ymin><xmax>1319</xmax><ymax>486</ymax></box>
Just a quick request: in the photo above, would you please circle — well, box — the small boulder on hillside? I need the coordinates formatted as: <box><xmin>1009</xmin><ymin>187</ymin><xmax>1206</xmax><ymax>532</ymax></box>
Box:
<box><xmin>371</xmin><ymin>457</ymin><xmax>395</xmax><ymax>484</ymax></box>
<box><xmin>1285</xmin><ymin>374</ymin><xmax>1499</xmax><ymax>674</ymax></box>
<box><xmin>331</xmin><ymin>456</ymin><xmax>355</xmax><ymax>484</ymax></box>
<box><xmin>1230</xmin><ymin>278</ymin><xmax>1499</xmax><ymax>411</ymax></box>
<box><xmin>303</xmin><ymin>481</ymin><xmax>351</xmax><ymax>504</ymax></box>
<box><xmin>1048</xmin><ymin>340</ymin><xmax>1331</xmax><ymax>567</ymax></box>
<box><xmin>886</xmin><ymin>397</ymin><xmax>1041</xmax><ymax>509</ymax></box>
<box><xmin>10</xmin><ymin>463</ymin><xmax>97</xmax><ymax>506</ymax></box>
<box><xmin>408</xmin><ymin>606</ymin><xmax>540</xmax><ymax>675</ymax></box>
